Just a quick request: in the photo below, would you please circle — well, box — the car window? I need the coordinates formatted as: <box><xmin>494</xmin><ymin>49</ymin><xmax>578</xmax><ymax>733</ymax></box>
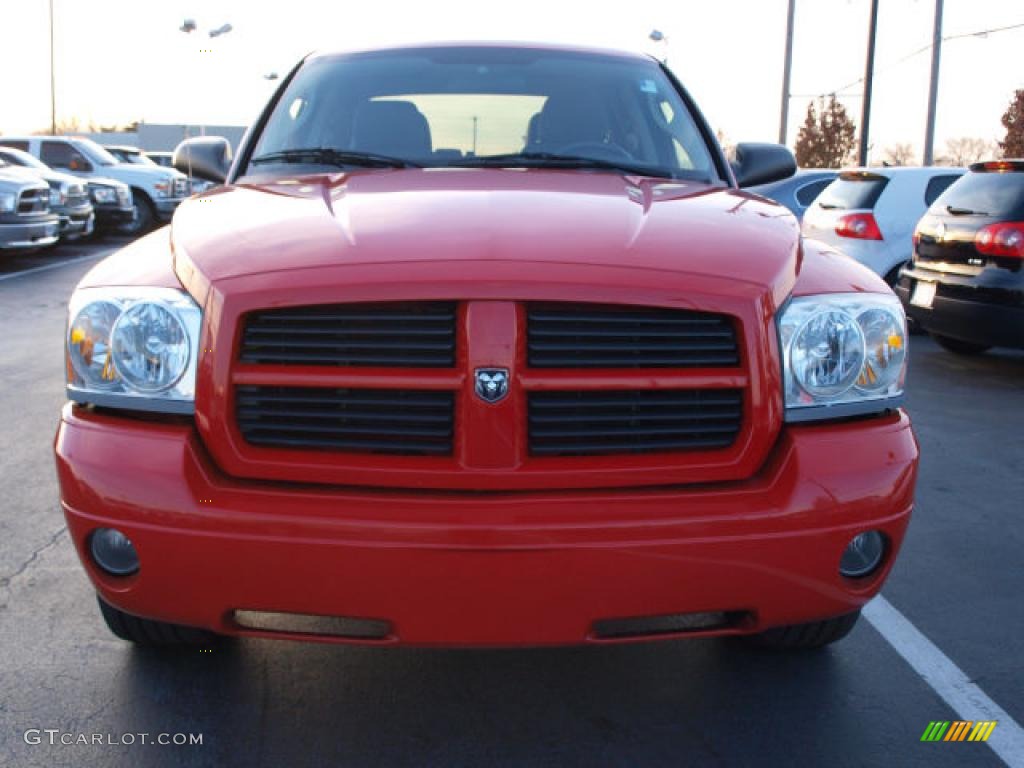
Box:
<box><xmin>71</xmin><ymin>139</ymin><xmax>119</xmax><ymax>166</ymax></box>
<box><xmin>933</xmin><ymin>171</ymin><xmax>1024</xmax><ymax>218</ymax></box>
<box><xmin>795</xmin><ymin>178</ymin><xmax>832</xmax><ymax>207</ymax></box>
<box><xmin>0</xmin><ymin>140</ymin><xmax>30</xmax><ymax>151</ymax></box>
<box><xmin>815</xmin><ymin>175</ymin><xmax>888</xmax><ymax>210</ymax></box>
<box><xmin>0</xmin><ymin>147</ymin><xmax>38</xmax><ymax>169</ymax></box>
<box><xmin>250</xmin><ymin>47</ymin><xmax>717</xmax><ymax>181</ymax></box>
<box><xmin>41</xmin><ymin>141</ymin><xmax>91</xmax><ymax>171</ymax></box>
<box><xmin>924</xmin><ymin>174</ymin><xmax>960</xmax><ymax>207</ymax></box>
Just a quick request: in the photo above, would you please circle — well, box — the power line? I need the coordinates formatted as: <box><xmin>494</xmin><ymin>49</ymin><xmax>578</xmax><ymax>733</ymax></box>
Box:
<box><xmin>791</xmin><ymin>19</ymin><xmax>1024</xmax><ymax>101</ymax></box>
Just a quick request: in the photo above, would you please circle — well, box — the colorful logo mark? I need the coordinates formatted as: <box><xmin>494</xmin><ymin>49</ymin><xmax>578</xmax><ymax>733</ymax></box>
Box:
<box><xmin>921</xmin><ymin>721</ymin><xmax>997</xmax><ymax>742</ymax></box>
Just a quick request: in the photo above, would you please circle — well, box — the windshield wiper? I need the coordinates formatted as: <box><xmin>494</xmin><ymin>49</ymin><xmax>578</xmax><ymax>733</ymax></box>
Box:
<box><xmin>449</xmin><ymin>151</ymin><xmax>679</xmax><ymax>179</ymax></box>
<box><xmin>250</xmin><ymin>148</ymin><xmax>420</xmax><ymax>169</ymax></box>
<box><xmin>818</xmin><ymin>203</ymin><xmax>843</xmax><ymax>210</ymax></box>
<box><xmin>946</xmin><ymin>204</ymin><xmax>988</xmax><ymax>216</ymax></box>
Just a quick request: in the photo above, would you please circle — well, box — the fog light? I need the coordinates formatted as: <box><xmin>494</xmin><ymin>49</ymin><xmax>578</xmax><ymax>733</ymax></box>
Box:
<box><xmin>840</xmin><ymin>530</ymin><xmax>885</xmax><ymax>578</ymax></box>
<box><xmin>89</xmin><ymin>528</ymin><xmax>139</xmax><ymax>576</ymax></box>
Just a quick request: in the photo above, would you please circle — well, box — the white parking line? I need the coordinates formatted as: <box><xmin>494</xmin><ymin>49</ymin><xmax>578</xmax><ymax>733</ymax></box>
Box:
<box><xmin>0</xmin><ymin>251</ymin><xmax>110</xmax><ymax>283</ymax></box>
<box><xmin>864</xmin><ymin>595</ymin><xmax>1024</xmax><ymax>767</ymax></box>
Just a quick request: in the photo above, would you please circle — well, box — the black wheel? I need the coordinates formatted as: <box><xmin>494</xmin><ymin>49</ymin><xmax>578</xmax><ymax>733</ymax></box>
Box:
<box><xmin>97</xmin><ymin>596</ymin><xmax>217</xmax><ymax>646</ymax></box>
<box><xmin>122</xmin><ymin>192</ymin><xmax>155</xmax><ymax>236</ymax></box>
<box><xmin>744</xmin><ymin>610</ymin><xmax>860</xmax><ymax>650</ymax></box>
<box><xmin>931</xmin><ymin>334</ymin><xmax>990</xmax><ymax>356</ymax></box>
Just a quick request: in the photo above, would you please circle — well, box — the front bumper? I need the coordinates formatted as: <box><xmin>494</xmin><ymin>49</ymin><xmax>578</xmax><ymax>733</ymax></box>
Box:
<box><xmin>0</xmin><ymin>217</ymin><xmax>60</xmax><ymax>249</ymax></box>
<box><xmin>93</xmin><ymin>205</ymin><xmax>135</xmax><ymax>228</ymax></box>
<box><xmin>897</xmin><ymin>268</ymin><xmax>1024</xmax><ymax>349</ymax></box>
<box><xmin>56</xmin><ymin>404</ymin><xmax>917</xmax><ymax>647</ymax></box>
<box><xmin>57</xmin><ymin>206</ymin><xmax>94</xmax><ymax>238</ymax></box>
<box><xmin>154</xmin><ymin>196</ymin><xmax>188</xmax><ymax>219</ymax></box>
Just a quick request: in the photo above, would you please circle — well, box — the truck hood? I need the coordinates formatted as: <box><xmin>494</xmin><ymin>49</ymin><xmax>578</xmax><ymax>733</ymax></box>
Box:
<box><xmin>0</xmin><ymin>166</ymin><xmax>49</xmax><ymax>189</ymax></box>
<box><xmin>0</xmin><ymin>164</ymin><xmax>82</xmax><ymax>189</ymax></box>
<box><xmin>90</xmin><ymin>164</ymin><xmax>183</xmax><ymax>186</ymax></box>
<box><xmin>171</xmin><ymin>168</ymin><xmax>801</xmax><ymax>303</ymax></box>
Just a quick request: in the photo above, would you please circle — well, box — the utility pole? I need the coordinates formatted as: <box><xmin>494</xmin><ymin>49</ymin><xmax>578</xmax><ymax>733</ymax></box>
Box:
<box><xmin>923</xmin><ymin>0</ymin><xmax>944</xmax><ymax>165</ymax></box>
<box><xmin>49</xmin><ymin>0</ymin><xmax>56</xmax><ymax>135</ymax></box>
<box><xmin>858</xmin><ymin>0</ymin><xmax>879</xmax><ymax>166</ymax></box>
<box><xmin>778</xmin><ymin>0</ymin><xmax>796</xmax><ymax>145</ymax></box>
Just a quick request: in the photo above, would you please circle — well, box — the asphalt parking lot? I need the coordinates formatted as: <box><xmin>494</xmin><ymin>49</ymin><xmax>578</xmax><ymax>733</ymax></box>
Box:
<box><xmin>1</xmin><ymin>238</ymin><xmax>1021</xmax><ymax>768</ymax></box>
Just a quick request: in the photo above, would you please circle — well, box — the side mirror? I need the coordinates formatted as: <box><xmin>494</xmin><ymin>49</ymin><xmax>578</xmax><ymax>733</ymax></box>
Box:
<box><xmin>68</xmin><ymin>158</ymin><xmax>94</xmax><ymax>173</ymax></box>
<box><xmin>173</xmin><ymin>136</ymin><xmax>232</xmax><ymax>183</ymax></box>
<box><xmin>731</xmin><ymin>143</ymin><xmax>797</xmax><ymax>188</ymax></box>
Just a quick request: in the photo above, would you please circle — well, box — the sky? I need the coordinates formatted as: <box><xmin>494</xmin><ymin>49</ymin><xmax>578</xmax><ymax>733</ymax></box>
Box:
<box><xmin>1</xmin><ymin>0</ymin><xmax>1021</xmax><ymax>164</ymax></box>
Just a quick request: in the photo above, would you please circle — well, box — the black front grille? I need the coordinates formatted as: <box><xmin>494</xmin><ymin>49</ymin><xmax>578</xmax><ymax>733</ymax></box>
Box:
<box><xmin>17</xmin><ymin>188</ymin><xmax>48</xmax><ymax>215</ymax></box>
<box><xmin>240</xmin><ymin>302</ymin><xmax>456</xmax><ymax>367</ymax></box>
<box><xmin>528</xmin><ymin>389</ymin><xmax>743</xmax><ymax>456</ymax></box>
<box><xmin>527</xmin><ymin>304</ymin><xmax>739</xmax><ymax>368</ymax></box>
<box><xmin>236</xmin><ymin>385</ymin><xmax>454</xmax><ymax>455</ymax></box>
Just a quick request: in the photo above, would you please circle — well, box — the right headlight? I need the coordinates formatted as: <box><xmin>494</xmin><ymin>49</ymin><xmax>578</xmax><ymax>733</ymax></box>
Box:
<box><xmin>0</xmin><ymin>192</ymin><xmax>15</xmax><ymax>212</ymax></box>
<box><xmin>66</xmin><ymin>286</ymin><xmax>202</xmax><ymax>414</ymax></box>
<box><xmin>90</xmin><ymin>186</ymin><xmax>117</xmax><ymax>204</ymax></box>
<box><xmin>778</xmin><ymin>292</ymin><xmax>907</xmax><ymax>422</ymax></box>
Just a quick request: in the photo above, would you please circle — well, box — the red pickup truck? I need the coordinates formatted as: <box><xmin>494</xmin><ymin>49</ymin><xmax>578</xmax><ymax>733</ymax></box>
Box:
<box><xmin>56</xmin><ymin>43</ymin><xmax>916</xmax><ymax>651</ymax></box>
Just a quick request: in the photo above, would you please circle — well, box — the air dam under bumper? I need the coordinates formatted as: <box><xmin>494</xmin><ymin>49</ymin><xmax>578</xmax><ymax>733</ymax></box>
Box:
<box><xmin>56</xmin><ymin>404</ymin><xmax>917</xmax><ymax>647</ymax></box>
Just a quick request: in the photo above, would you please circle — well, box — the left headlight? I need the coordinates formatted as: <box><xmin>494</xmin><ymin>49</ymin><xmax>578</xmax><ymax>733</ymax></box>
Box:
<box><xmin>778</xmin><ymin>292</ymin><xmax>906</xmax><ymax>422</ymax></box>
<box><xmin>66</xmin><ymin>287</ymin><xmax>202</xmax><ymax>414</ymax></box>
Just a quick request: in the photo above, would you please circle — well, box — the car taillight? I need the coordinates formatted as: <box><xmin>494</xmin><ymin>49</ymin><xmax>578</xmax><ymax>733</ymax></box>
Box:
<box><xmin>975</xmin><ymin>221</ymin><xmax>1024</xmax><ymax>258</ymax></box>
<box><xmin>836</xmin><ymin>212</ymin><xmax>883</xmax><ymax>240</ymax></box>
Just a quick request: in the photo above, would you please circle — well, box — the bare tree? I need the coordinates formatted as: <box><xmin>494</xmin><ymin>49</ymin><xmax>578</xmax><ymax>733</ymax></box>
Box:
<box><xmin>938</xmin><ymin>137</ymin><xmax>996</xmax><ymax>166</ymax></box>
<box><xmin>32</xmin><ymin>117</ymin><xmax>82</xmax><ymax>135</ymax></box>
<box><xmin>715</xmin><ymin>129</ymin><xmax>736</xmax><ymax>162</ymax></box>
<box><xmin>881</xmin><ymin>143</ymin><xmax>916</xmax><ymax>166</ymax></box>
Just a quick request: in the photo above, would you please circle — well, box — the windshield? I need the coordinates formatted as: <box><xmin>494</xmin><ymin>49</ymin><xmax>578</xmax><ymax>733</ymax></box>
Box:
<box><xmin>2</xmin><ymin>148</ymin><xmax>48</xmax><ymax>170</ymax></box>
<box><xmin>115</xmin><ymin>150</ymin><xmax>157</xmax><ymax>166</ymax></box>
<box><xmin>72</xmin><ymin>138</ymin><xmax>120</xmax><ymax>166</ymax></box>
<box><xmin>248</xmin><ymin>47</ymin><xmax>717</xmax><ymax>181</ymax></box>
<box><xmin>816</xmin><ymin>175</ymin><xmax>888</xmax><ymax>210</ymax></box>
<box><xmin>933</xmin><ymin>171</ymin><xmax>1024</xmax><ymax>219</ymax></box>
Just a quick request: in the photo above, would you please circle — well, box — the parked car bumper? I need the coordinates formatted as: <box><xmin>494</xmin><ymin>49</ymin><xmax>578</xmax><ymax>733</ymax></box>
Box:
<box><xmin>154</xmin><ymin>196</ymin><xmax>188</xmax><ymax>220</ymax></box>
<box><xmin>897</xmin><ymin>267</ymin><xmax>1024</xmax><ymax>349</ymax></box>
<box><xmin>93</xmin><ymin>205</ymin><xmax>135</xmax><ymax>229</ymax></box>
<box><xmin>0</xmin><ymin>217</ymin><xmax>60</xmax><ymax>249</ymax></box>
<box><xmin>56</xmin><ymin>404</ymin><xmax>917</xmax><ymax>647</ymax></box>
<box><xmin>57</xmin><ymin>205</ymin><xmax>95</xmax><ymax>238</ymax></box>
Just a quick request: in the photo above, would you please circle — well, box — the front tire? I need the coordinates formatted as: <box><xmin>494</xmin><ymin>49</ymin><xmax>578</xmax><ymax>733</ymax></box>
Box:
<box><xmin>97</xmin><ymin>596</ymin><xmax>217</xmax><ymax>646</ymax></box>
<box><xmin>122</xmin><ymin>192</ymin><xmax>155</xmax><ymax>236</ymax></box>
<box><xmin>745</xmin><ymin>610</ymin><xmax>860</xmax><ymax>650</ymax></box>
<box><xmin>931</xmin><ymin>334</ymin><xmax>990</xmax><ymax>356</ymax></box>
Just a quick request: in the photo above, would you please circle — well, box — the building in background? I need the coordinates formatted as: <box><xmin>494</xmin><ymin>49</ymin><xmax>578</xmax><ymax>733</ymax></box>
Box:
<box><xmin>84</xmin><ymin>123</ymin><xmax>247</xmax><ymax>152</ymax></box>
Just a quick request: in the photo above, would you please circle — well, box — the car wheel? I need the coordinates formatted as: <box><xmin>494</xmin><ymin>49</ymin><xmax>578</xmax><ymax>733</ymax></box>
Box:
<box><xmin>744</xmin><ymin>610</ymin><xmax>860</xmax><ymax>650</ymax></box>
<box><xmin>931</xmin><ymin>334</ymin><xmax>991</xmax><ymax>356</ymax></box>
<box><xmin>122</xmin><ymin>193</ymin><xmax>155</xmax><ymax>236</ymax></box>
<box><xmin>97</xmin><ymin>596</ymin><xmax>218</xmax><ymax>646</ymax></box>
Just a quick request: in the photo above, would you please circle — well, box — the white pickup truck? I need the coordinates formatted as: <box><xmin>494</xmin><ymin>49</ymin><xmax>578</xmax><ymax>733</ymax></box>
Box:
<box><xmin>0</xmin><ymin>136</ymin><xmax>189</xmax><ymax>235</ymax></box>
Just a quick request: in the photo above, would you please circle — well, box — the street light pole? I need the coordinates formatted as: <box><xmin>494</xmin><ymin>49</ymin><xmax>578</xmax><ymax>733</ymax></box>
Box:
<box><xmin>179</xmin><ymin>19</ymin><xmax>232</xmax><ymax>139</ymax></box>
<box><xmin>858</xmin><ymin>0</ymin><xmax>879</xmax><ymax>166</ymax></box>
<box><xmin>778</xmin><ymin>0</ymin><xmax>796</xmax><ymax>146</ymax></box>
<box><xmin>649</xmin><ymin>30</ymin><xmax>668</xmax><ymax>65</ymax></box>
<box><xmin>923</xmin><ymin>0</ymin><xmax>944</xmax><ymax>166</ymax></box>
<box><xmin>49</xmin><ymin>0</ymin><xmax>56</xmax><ymax>135</ymax></box>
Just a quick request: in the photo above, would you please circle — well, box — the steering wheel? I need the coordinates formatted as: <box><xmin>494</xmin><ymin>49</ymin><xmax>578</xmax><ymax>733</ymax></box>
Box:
<box><xmin>556</xmin><ymin>142</ymin><xmax>633</xmax><ymax>162</ymax></box>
